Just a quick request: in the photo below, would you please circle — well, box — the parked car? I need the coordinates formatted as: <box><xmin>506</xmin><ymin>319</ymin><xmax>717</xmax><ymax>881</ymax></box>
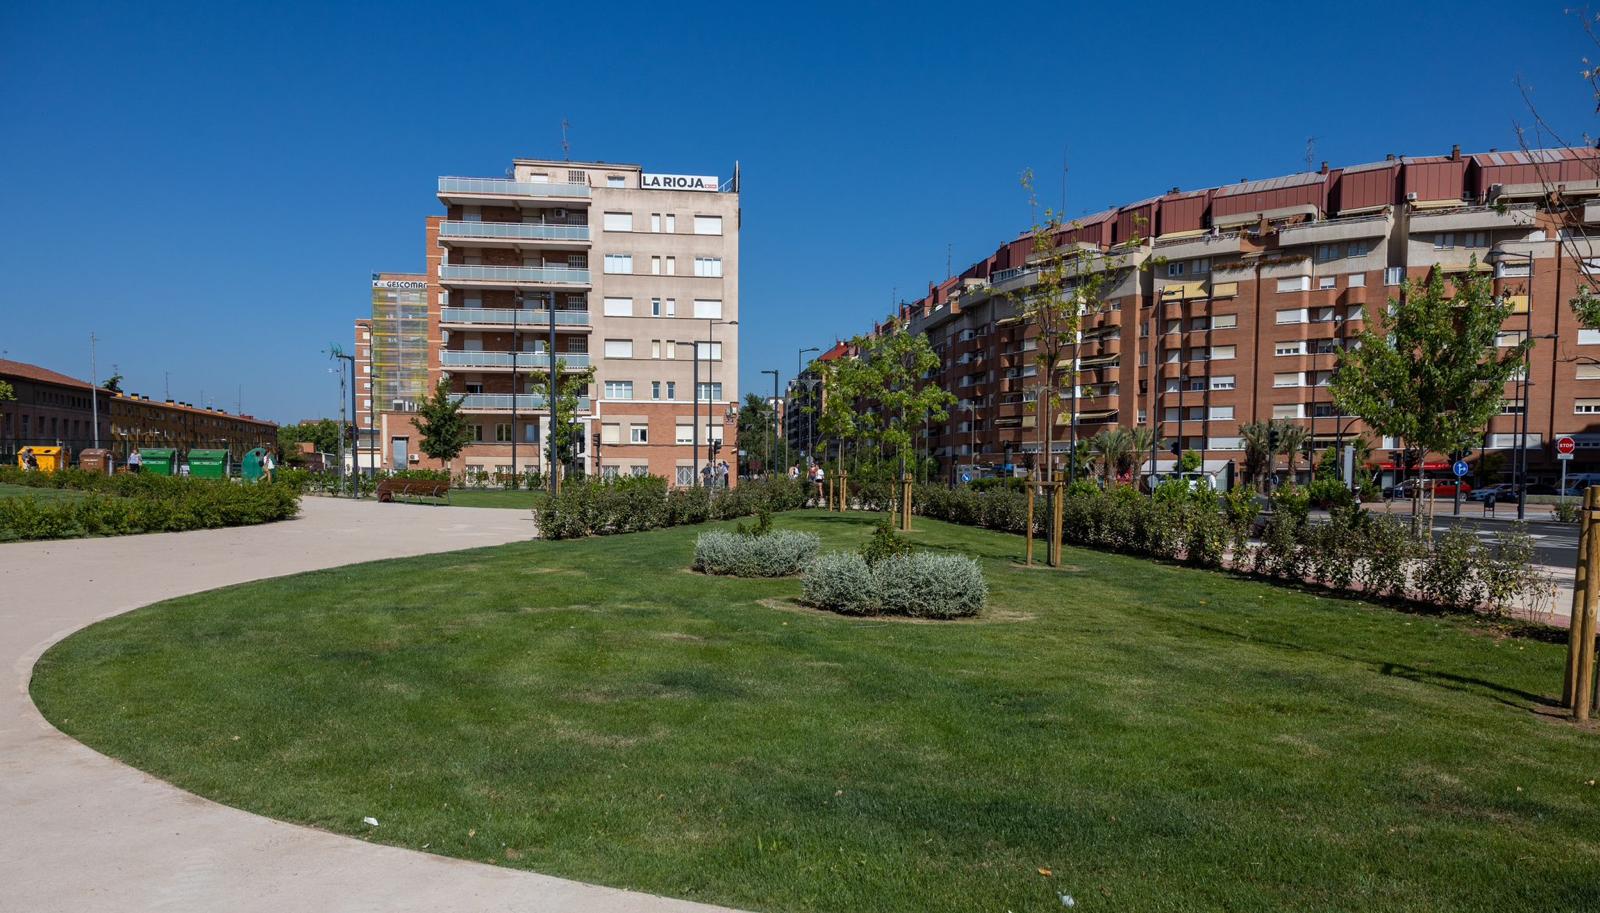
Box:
<box><xmin>1384</xmin><ymin>479</ymin><xmax>1473</xmax><ymax>499</ymax></box>
<box><xmin>1466</xmin><ymin>483</ymin><xmax>1518</xmax><ymax>503</ymax></box>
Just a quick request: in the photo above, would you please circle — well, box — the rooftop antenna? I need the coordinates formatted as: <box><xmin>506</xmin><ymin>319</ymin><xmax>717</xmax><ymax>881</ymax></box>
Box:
<box><xmin>561</xmin><ymin>118</ymin><xmax>571</xmax><ymax>161</ymax></box>
<box><xmin>1061</xmin><ymin>144</ymin><xmax>1069</xmax><ymax>220</ymax></box>
<box><xmin>947</xmin><ymin>243</ymin><xmax>952</xmax><ymax>280</ymax></box>
<box><xmin>1305</xmin><ymin>136</ymin><xmax>1318</xmax><ymax>172</ymax></box>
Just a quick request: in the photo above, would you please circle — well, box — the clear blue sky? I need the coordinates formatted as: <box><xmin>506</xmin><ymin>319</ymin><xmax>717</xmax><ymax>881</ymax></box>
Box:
<box><xmin>2</xmin><ymin>1</ymin><xmax>1595</xmax><ymax>423</ymax></box>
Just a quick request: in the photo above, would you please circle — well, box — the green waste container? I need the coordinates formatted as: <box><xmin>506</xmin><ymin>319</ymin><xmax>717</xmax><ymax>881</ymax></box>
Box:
<box><xmin>188</xmin><ymin>449</ymin><xmax>229</xmax><ymax>480</ymax></box>
<box><xmin>140</xmin><ymin>448</ymin><xmax>178</xmax><ymax>476</ymax></box>
<box><xmin>242</xmin><ymin>447</ymin><xmax>269</xmax><ymax>482</ymax></box>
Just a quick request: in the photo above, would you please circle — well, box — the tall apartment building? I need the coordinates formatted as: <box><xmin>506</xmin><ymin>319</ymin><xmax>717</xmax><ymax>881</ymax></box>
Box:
<box><xmin>829</xmin><ymin>145</ymin><xmax>1600</xmax><ymax>488</ymax></box>
<box><xmin>363</xmin><ymin>160</ymin><xmax>740</xmax><ymax>482</ymax></box>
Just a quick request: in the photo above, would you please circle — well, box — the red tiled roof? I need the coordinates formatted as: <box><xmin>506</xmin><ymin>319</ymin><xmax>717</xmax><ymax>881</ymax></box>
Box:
<box><xmin>0</xmin><ymin>358</ymin><xmax>98</xmax><ymax>391</ymax></box>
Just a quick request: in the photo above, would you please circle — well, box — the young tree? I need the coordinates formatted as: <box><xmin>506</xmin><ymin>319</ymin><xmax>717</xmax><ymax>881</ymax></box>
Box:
<box><xmin>1274</xmin><ymin>421</ymin><xmax>1308</xmax><ymax>484</ymax></box>
<box><xmin>1239</xmin><ymin>421</ymin><xmax>1273</xmax><ymax>491</ymax></box>
<box><xmin>524</xmin><ymin>362</ymin><xmax>595</xmax><ymax>470</ymax></box>
<box><xmin>277</xmin><ymin>418</ymin><xmax>341</xmax><ymax>462</ymax></box>
<box><xmin>1007</xmin><ymin>170</ymin><xmax>1142</xmax><ymax>482</ymax></box>
<box><xmin>1127</xmin><ymin>426</ymin><xmax>1156</xmax><ymax>491</ymax></box>
<box><xmin>102</xmin><ymin>373</ymin><xmax>123</xmax><ymax>394</ymax></box>
<box><xmin>0</xmin><ymin>379</ymin><xmax>13</xmax><ymax>403</ymax></box>
<box><xmin>1330</xmin><ymin>265</ymin><xmax>1528</xmax><ymax>487</ymax></box>
<box><xmin>814</xmin><ymin>351</ymin><xmax>868</xmax><ymax>473</ymax></box>
<box><xmin>414</xmin><ymin>377</ymin><xmax>472</xmax><ymax>470</ymax></box>
<box><xmin>854</xmin><ymin>319</ymin><xmax>955</xmax><ymax>477</ymax></box>
<box><xmin>1088</xmin><ymin>427</ymin><xmax>1135</xmax><ymax>486</ymax></box>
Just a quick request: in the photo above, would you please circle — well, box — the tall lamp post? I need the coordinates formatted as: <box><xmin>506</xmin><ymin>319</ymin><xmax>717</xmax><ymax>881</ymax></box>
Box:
<box><xmin>796</xmin><ymin>346</ymin><xmax>819</xmax><ymax>470</ymax></box>
<box><xmin>1494</xmin><ymin>250</ymin><xmax>1537</xmax><ymax>520</ymax></box>
<box><xmin>511</xmin><ymin>291</ymin><xmax>521</xmax><ymax>486</ymax></box>
<box><xmin>693</xmin><ymin>318</ymin><xmax>737</xmax><ymax>486</ymax></box>
<box><xmin>329</xmin><ymin>344</ymin><xmax>358</xmax><ymax>498</ymax></box>
<box><xmin>761</xmin><ymin>368</ymin><xmax>779</xmax><ymax>476</ymax></box>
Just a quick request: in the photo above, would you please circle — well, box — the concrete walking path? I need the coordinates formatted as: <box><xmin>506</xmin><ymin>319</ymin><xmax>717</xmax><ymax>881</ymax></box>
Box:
<box><xmin>1</xmin><ymin>497</ymin><xmax>742</xmax><ymax>913</ymax></box>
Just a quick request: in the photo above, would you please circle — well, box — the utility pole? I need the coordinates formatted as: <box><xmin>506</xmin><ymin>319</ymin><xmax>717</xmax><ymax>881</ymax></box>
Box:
<box><xmin>89</xmin><ymin>333</ymin><xmax>100</xmax><ymax>449</ymax></box>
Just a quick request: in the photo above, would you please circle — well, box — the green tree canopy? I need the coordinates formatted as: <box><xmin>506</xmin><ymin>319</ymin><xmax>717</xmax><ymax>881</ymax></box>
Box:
<box><xmin>1330</xmin><ymin>264</ymin><xmax>1527</xmax><ymax>470</ymax></box>
<box><xmin>414</xmin><ymin>378</ymin><xmax>472</xmax><ymax>468</ymax></box>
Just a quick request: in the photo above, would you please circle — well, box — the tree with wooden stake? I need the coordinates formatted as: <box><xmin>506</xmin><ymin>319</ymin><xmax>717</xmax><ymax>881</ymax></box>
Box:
<box><xmin>414</xmin><ymin>378</ymin><xmax>472</xmax><ymax>472</ymax></box>
<box><xmin>1564</xmin><ymin>486</ymin><xmax>1600</xmax><ymax>719</ymax></box>
<box><xmin>1008</xmin><ymin>171</ymin><xmax>1139</xmax><ymax>484</ymax></box>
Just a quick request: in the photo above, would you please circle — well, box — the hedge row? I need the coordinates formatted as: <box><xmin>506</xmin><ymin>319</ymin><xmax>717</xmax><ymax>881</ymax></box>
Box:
<box><xmin>0</xmin><ymin>478</ymin><xmax>301</xmax><ymax>542</ymax></box>
<box><xmin>913</xmin><ymin>482</ymin><xmax>1551</xmax><ymax>618</ymax></box>
<box><xmin>802</xmin><ymin>551</ymin><xmax>988</xmax><ymax>618</ymax></box>
<box><xmin>693</xmin><ymin>529</ymin><xmax>820</xmax><ymax>577</ymax></box>
<box><xmin>539</xmin><ymin>476</ymin><xmax>809</xmax><ymax>539</ymax></box>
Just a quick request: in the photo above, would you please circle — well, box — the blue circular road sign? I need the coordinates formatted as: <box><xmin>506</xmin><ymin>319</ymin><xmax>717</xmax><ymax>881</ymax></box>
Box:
<box><xmin>1452</xmin><ymin>460</ymin><xmax>1469</xmax><ymax>478</ymax></box>
<box><xmin>961</xmin><ymin>472</ymin><xmax>972</xmax><ymax>483</ymax></box>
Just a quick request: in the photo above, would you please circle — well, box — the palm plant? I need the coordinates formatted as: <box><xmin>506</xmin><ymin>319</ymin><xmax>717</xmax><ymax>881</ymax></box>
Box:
<box><xmin>1240</xmin><ymin>421</ymin><xmax>1273</xmax><ymax>491</ymax></box>
<box><xmin>1088</xmin><ymin>428</ymin><xmax>1135</xmax><ymax>486</ymax></box>
<box><xmin>1127</xmin><ymin>426</ymin><xmax>1157</xmax><ymax>491</ymax></box>
<box><xmin>1275</xmin><ymin>421</ymin><xmax>1309</xmax><ymax>484</ymax></box>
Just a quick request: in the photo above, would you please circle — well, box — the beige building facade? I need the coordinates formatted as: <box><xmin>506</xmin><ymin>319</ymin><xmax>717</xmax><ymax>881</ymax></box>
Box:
<box><xmin>365</xmin><ymin>159</ymin><xmax>740</xmax><ymax>484</ymax></box>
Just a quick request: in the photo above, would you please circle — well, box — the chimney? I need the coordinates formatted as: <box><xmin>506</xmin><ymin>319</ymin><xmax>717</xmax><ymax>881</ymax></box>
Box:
<box><xmin>1386</xmin><ymin>153</ymin><xmax>1395</xmax><ymax>161</ymax></box>
<box><xmin>1489</xmin><ymin>147</ymin><xmax>1497</xmax><ymax>153</ymax></box>
<box><xmin>1450</xmin><ymin>144</ymin><xmax>1461</xmax><ymax>161</ymax></box>
<box><xmin>1169</xmin><ymin>186</ymin><xmax>1180</xmax><ymax>194</ymax></box>
<box><xmin>1320</xmin><ymin>161</ymin><xmax>1329</xmax><ymax>174</ymax></box>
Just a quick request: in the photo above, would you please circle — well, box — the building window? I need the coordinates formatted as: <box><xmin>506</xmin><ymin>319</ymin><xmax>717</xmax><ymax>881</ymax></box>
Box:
<box><xmin>471</xmin><ymin>424</ymin><xmax>485</xmax><ymax>442</ymax></box>
<box><xmin>665</xmin><ymin>340</ymin><xmax>677</xmax><ymax>359</ymax></box>
<box><xmin>525</xmin><ymin>423</ymin><xmax>539</xmax><ymax>443</ymax></box>
<box><xmin>693</xmin><ymin>257</ymin><xmax>724</xmax><ymax>277</ymax></box>
<box><xmin>603</xmin><ymin>296</ymin><xmax>633</xmax><ymax>317</ymax></box>
<box><xmin>606</xmin><ymin>175</ymin><xmax>625</xmax><ymax>187</ymax></box>
<box><xmin>630</xmin><ymin>425</ymin><xmax>648</xmax><ymax>444</ymax></box>
<box><xmin>1274</xmin><ymin>372</ymin><xmax>1303</xmax><ymax>388</ymax></box>
<box><xmin>1316</xmin><ymin>244</ymin><xmax>1342</xmax><ymax>262</ymax></box>
<box><xmin>652</xmin><ymin>380</ymin><xmax>662</xmax><ymax>399</ymax></box>
<box><xmin>1318</xmin><ymin>276</ymin><xmax>1336</xmax><ymax>290</ymax></box>
<box><xmin>603</xmin><ymin>254</ymin><xmax>632</xmax><ymax>274</ymax></box>
<box><xmin>665</xmin><ymin>256</ymin><xmax>676</xmax><ymax>275</ymax></box>
<box><xmin>604</xmin><ymin>380</ymin><xmax>634</xmax><ymax>399</ymax></box>
<box><xmin>1276</xmin><ymin>308</ymin><xmax>1307</xmax><ymax>324</ymax></box>
<box><xmin>1210</xmin><ymin>375</ymin><xmax>1235</xmax><ymax>390</ymax></box>
<box><xmin>665</xmin><ymin>298</ymin><xmax>677</xmax><ymax>317</ymax></box>
<box><xmin>694</xmin><ymin>215</ymin><xmax>723</xmax><ymax>235</ymax></box>
<box><xmin>1579</xmin><ymin>363</ymin><xmax>1600</xmax><ymax>380</ymax></box>
<box><xmin>665</xmin><ymin>214</ymin><xmax>676</xmax><ymax>232</ymax></box>
<box><xmin>650</xmin><ymin>297</ymin><xmax>662</xmax><ymax>316</ymax></box>
<box><xmin>1209</xmin><ymin>345</ymin><xmax>1235</xmax><ymax>360</ymax></box>
<box><xmin>651</xmin><ymin>256</ymin><xmax>661</xmax><ymax>275</ymax></box>
<box><xmin>693</xmin><ymin>299</ymin><xmax>723</xmax><ymax>319</ymax></box>
<box><xmin>1348</xmin><ymin>273</ymin><xmax>1367</xmax><ymax>288</ymax></box>
<box><xmin>1581</xmin><ymin>329</ymin><xmax>1600</xmax><ymax>346</ymax></box>
<box><xmin>602</xmin><ymin>423</ymin><xmax>621</xmax><ymax>445</ymax></box>
<box><xmin>603</xmin><ymin>212</ymin><xmax>633</xmax><ymax>232</ymax></box>
<box><xmin>1211</xmin><ymin>314</ymin><xmax>1237</xmax><ymax>329</ymax></box>
<box><xmin>696</xmin><ymin>382</ymin><xmax>723</xmax><ymax>401</ymax></box>
<box><xmin>1434</xmin><ymin>233</ymin><xmax>1455</xmax><ymax>250</ymax></box>
<box><xmin>1276</xmin><ymin>276</ymin><xmax>1311</xmax><ymax>293</ymax></box>
<box><xmin>1384</xmin><ymin>266</ymin><xmax>1404</xmax><ymax>285</ymax></box>
<box><xmin>1272</xmin><ymin>404</ymin><xmax>1303</xmax><ymax>419</ymax></box>
<box><xmin>603</xmin><ymin>339</ymin><xmax>634</xmax><ymax>358</ymax></box>
<box><xmin>666</xmin><ymin>381</ymin><xmax>677</xmax><ymax>399</ymax></box>
<box><xmin>650</xmin><ymin>213</ymin><xmax>661</xmax><ymax>232</ymax></box>
<box><xmin>495</xmin><ymin>423</ymin><xmax>512</xmax><ymax>442</ymax></box>
<box><xmin>675</xmin><ymin>424</ymin><xmax>694</xmax><ymax>444</ymax></box>
<box><xmin>1578</xmin><ymin>399</ymin><xmax>1600</xmax><ymax>414</ymax></box>
<box><xmin>651</xmin><ymin>340</ymin><xmax>661</xmax><ymax>358</ymax></box>
<box><xmin>1276</xmin><ymin>341</ymin><xmax>1306</xmax><ymax>356</ymax></box>
<box><xmin>695</xmin><ymin>341</ymin><xmax>723</xmax><ymax>360</ymax></box>
<box><xmin>1166</xmin><ymin>261</ymin><xmax>1185</xmax><ymax>277</ymax></box>
<box><xmin>1461</xmin><ymin>231</ymin><xmax>1488</xmax><ymax>248</ymax></box>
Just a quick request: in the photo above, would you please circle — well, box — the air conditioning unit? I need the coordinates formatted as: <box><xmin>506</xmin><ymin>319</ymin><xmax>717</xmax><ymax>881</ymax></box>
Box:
<box><xmin>554</xmin><ymin>208</ymin><xmax>568</xmax><ymax>219</ymax></box>
<box><xmin>1405</xmin><ymin>191</ymin><xmax>1418</xmax><ymax>202</ymax></box>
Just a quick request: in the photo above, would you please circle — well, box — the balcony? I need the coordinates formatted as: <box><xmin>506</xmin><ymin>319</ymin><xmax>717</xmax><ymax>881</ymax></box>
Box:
<box><xmin>458</xmin><ymin>393</ymin><xmax>592</xmax><ymax>412</ymax></box>
<box><xmin>437</xmin><ymin>177</ymin><xmax>591</xmax><ymax>205</ymax></box>
<box><xmin>1409</xmin><ymin>203</ymin><xmax>1536</xmax><ymax>234</ymax></box>
<box><xmin>440</xmin><ymin>307</ymin><xmax>591</xmax><ymax>329</ymax></box>
<box><xmin>438</xmin><ymin>220</ymin><xmax>591</xmax><ymax>247</ymax></box>
<box><xmin>1277</xmin><ymin>212</ymin><xmax>1392</xmax><ymax>247</ymax></box>
<box><xmin>438</xmin><ymin>264</ymin><xmax>590</xmax><ymax>288</ymax></box>
<box><xmin>440</xmin><ymin>351</ymin><xmax>592</xmax><ymax>370</ymax></box>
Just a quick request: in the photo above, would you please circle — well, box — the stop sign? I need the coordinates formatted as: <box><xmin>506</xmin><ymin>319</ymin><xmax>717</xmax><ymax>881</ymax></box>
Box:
<box><xmin>1558</xmin><ymin>436</ymin><xmax>1577</xmax><ymax>455</ymax></box>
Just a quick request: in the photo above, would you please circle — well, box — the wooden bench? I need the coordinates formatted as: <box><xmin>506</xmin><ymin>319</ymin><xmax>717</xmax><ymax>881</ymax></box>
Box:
<box><xmin>376</xmin><ymin>478</ymin><xmax>450</xmax><ymax>504</ymax></box>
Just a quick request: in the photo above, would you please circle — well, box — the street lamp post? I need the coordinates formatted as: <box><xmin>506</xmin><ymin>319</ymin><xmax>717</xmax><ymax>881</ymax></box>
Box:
<box><xmin>511</xmin><ymin>292</ymin><xmax>521</xmax><ymax>486</ymax></box>
<box><xmin>761</xmin><ymin>368</ymin><xmax>779</xmax><ymax>477</ymax></box>
<box><xmin>693</xmin><ymin>318</ymin><xmax>737</xmax><ymax>486</ymax></box>
<box><xmin>796</xmin><ymin>346</ymin><xmax>819</xmax><ymax>470</ymax></box>
<box><xmin>1496</xmin><ymin>250</ymin><xmax>1537</xmax><ymax>520</ymax></box>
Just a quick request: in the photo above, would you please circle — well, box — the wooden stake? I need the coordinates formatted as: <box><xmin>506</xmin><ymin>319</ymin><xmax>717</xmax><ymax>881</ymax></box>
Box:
<box><xmin>1564</xmin><ymin>486</ymin><xmax>1593</xmax><ymax>708</ymax></box>
<box><xmin>1578</xmin><ymin>485</ymin><xmax>1600</xmax><ymax>722</ymax></box>
<box><xmin>901</xmin><ymin>473</ymin><xmax>913</xmax><ymax>531</ymax></box>
<box><xmin>839</xmin><ymin>471</ymin><xmax>848</xmax><ymax>512</ymax></box>
<box><xmin>1050</xmin><ymin>480</ymin><xmax>1065</xmax><ymax>568</ymax></box>
<box><xmin>1025</xmin><ymin>480</ymin><xmax>1036</xmax><ymax>566</ymax></box>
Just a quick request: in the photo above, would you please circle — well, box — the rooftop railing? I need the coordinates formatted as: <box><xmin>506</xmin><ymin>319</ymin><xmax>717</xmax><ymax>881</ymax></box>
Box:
<box><xmin>438</xmin><ymin>177</ymin><xmax>591</xmax><ymax>198</ymax></box>
<box><xmin>439</xmin><ymin>221</ymin><xmax>590</xmax><ymax>242</ymax></box>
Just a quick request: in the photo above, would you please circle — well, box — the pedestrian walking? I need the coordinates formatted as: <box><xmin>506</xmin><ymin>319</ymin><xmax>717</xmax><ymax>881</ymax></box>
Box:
<box><xmin>812</xmin><ymin>462</ymin><xmax>825</xmax><ymax>504</ymax></box>
<box><xmin>717</xmin><ymin>460</ymin><xmax>730</xmax><ymax>488</ymax></box>
<box><xmin>128</xmin><ymin>449</ymin><xmax>143</xmax><ymax>474</ymax></box>
<box><xmin>262</xmin><ymin>448</ymin><xmax>276</xmax><ymax>483</ymax></box>
<box><xmin>22</xmin><ymin>448</ymin><xmax>38</xmax><ymax>472</ymax></box>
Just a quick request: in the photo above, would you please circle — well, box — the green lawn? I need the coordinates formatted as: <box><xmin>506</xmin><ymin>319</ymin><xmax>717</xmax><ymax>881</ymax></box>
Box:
<box><xmin>30</xmin><ymin>512</ymin><xmax>1600</xmax><ymax>913</ymax></box>
<box><xmin>0</xmin><ymin>482</ymin><xmax>89</xmax><ymax>503</ymax></box>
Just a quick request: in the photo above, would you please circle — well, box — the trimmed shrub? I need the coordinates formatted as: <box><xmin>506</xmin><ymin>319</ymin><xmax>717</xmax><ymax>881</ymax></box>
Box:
<box><xmin>0</xmin><ymin>478</ymin><xmax>300</xmax><ymax>542</ymax></box>
<box><xmin>539</xmin><ymin>475</ymin><xmax>807</xmax><ymax>539</ymax></box>
<box><xmin>871</xmin><ymin>552</ymin><xmax>988</xmax><ymax>618</ymax></box>
<box><xmin>694</xmin><ymin>529</ymin><xmax>819</xmax><ymax>577</ymax></box>
<box><xmin>802</xmin><ymin>551</ymin><xmax>875</xmax><ymax>615</ymax></box>
<box><xmin>859</xmin><ymin>520</ymin><xmax>912</xmax><ymax>564</ymax></box>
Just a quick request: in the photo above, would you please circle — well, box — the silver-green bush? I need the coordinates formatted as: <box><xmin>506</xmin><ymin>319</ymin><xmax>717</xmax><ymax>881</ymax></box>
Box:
<box><xmin>801</xmin><ymin>551</ymin><xmax>876</xmax><ymax>614</ymax></box>
<box><xmin>694</xmin><ymin>529</ymin><xmax>819</xmax><ymax>577</ymax></box>
<box><xmin>803</xmin><ymin>550</ymin><xmax>987</xmax><ymax>618</ymax></box>
<box><xmin>871</xmin><ymin>552</ymin><xmax>988</xmax><ymax>618</ymax></box>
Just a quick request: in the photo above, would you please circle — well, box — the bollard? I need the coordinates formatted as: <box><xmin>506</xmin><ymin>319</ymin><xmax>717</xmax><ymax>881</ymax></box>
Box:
<box><xmin>1563</xmin><ymin>486</ymin><xmax>1593</xmax><ymax>708</ymax></box>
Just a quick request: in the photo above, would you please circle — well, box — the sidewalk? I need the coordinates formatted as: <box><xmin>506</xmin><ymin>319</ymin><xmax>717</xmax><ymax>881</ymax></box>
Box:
<box><xmin>1</xmin><ymin>498</ymin><xmax>742</xmax><ymax>913</ymax></box>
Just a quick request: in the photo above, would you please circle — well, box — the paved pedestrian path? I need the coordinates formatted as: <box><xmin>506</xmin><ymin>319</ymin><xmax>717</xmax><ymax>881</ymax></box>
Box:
<box><xmin>1</xmin><ymin>497</ymin><xmax>740</xmax><ymax>913</ymax></box>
